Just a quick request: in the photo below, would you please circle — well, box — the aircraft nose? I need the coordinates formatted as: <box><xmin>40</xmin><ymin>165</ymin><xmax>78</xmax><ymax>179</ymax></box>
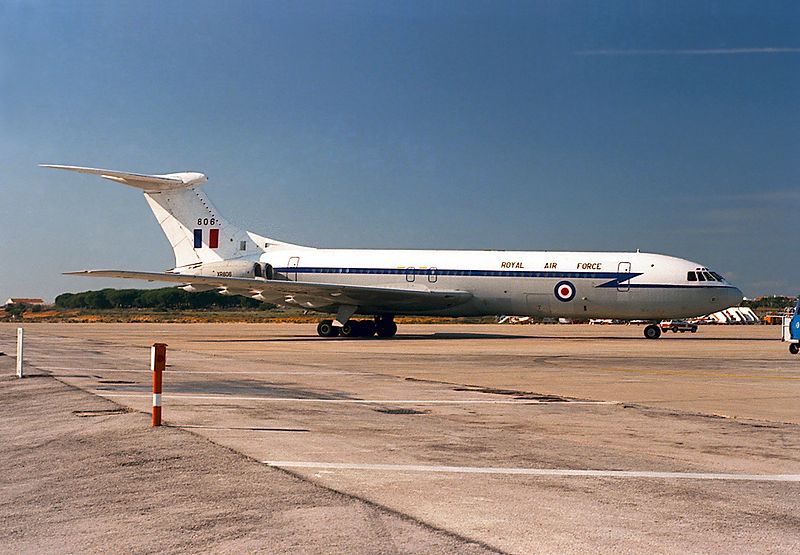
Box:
<box><xmin>725</xmin><ymin>286</ymin><xmax>744</xmax><ymax>307</ymax></box>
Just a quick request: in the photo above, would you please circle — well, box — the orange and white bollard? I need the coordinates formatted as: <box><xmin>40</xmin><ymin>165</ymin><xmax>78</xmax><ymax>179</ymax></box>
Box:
<box><xmin>151</xmin><ymin>343</ymin><xmax>167</xmax><ymax>427</ymax></box>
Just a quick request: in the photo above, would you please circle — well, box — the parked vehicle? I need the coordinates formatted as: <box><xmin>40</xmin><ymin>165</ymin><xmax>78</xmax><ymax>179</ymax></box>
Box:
<box><xmin>660</xmin><ymin>320</ymin><xmax>698</xmax><ymax>333</ymax></box>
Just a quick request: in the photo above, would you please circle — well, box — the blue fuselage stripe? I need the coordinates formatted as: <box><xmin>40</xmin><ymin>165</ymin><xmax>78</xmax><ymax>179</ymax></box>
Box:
<box><xmin>275</xmin><ymin>267</ymin><xmax>638</xmax><ymax>280</ymax></box>
<box><xmin>271</xmin><ymin>267</ymin><xmax>736</xmax><ymax>290</ymax></box>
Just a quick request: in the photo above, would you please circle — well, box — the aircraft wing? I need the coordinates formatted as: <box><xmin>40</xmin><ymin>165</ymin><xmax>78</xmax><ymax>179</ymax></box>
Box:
<box><xmin>64</xmin><ymin>270</ymin><xmax>473</xmax><ymax>312</ymax></box>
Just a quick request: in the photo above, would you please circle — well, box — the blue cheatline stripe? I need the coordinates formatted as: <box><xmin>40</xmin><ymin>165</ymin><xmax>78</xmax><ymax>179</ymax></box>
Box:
<box><xmin>269</xmin><ymin>266</ymin><xmax>738</xmax><ymax>290</ymax></box>
<box><xmin>625</xmin><ymin>284</ymin><xmax>738</xmax><ymax>290</ymax></box>
<box><xmin>272</xmin><ymin>267</ymin><xmax>643</xmax><ymax>281</ymax></box>
<box><xmin>193</xmin><ymin>229</ymin><xmax>203</xmax><ymax>248</ymax></box>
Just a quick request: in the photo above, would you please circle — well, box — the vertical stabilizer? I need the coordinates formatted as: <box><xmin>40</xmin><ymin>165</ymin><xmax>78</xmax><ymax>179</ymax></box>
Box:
<box><xmin>144</xmin><ymin>187</ymin><xmax>259</xmax><ymax>267</ymax></box>
<box><xmin>40</xmin><ymin>164</ymin><xmax>262</xmax><ymax>269</ymax></box>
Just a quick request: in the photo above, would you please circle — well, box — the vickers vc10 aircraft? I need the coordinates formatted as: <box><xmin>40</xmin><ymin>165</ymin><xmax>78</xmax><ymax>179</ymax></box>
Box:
<box><xmin>42</xmin><ymin>164</ymin><xmax>743</xmax><ymax>340</ymax></box>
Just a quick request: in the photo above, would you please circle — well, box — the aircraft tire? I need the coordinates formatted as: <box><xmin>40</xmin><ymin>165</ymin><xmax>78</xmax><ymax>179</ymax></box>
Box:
<box><xmin>340</xmin><ymin>321</ymin><xmax>359</xmax><ymax>337</ymax></box>
<box><xmin>376</xmin><ymin>320</ymin><xmax>398</xmax><ymax>338</ymax></box>
<box><xmin>317</xmin><ymin>320</ymin><xmax>339</xmax><ymax>338</ymax></box>
<box><xmin>359</xmin><ymin>320</ymin><xmax>377</xmax><ymax>337</ymax></box>
<box><xmin>790</xmin><ymin>343</ymin><xmax>799</xmax><ymax>355</ymax></box>
<box><xmin>644</xmin><ymin>324</ymin><xmax>662</xmax><ymax>340</ymax></box>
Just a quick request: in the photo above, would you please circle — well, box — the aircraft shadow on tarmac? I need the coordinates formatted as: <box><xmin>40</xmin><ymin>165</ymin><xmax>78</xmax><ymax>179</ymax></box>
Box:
<box><xmin>189</xmin><ymin>332</ymin><xmax>776</xmax><ymax>343</ymax></box>
<box><xmin>191</xmin><ymin>333</ymin><xmax>534</xmax><ymax>342</ymax></box>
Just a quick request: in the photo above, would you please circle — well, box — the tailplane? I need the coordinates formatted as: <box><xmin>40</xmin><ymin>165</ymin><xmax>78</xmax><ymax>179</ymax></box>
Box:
<box><xmin>41</xmin><ymin>165</ymin><xmax>262</xmax><ymax>268</ymax></box>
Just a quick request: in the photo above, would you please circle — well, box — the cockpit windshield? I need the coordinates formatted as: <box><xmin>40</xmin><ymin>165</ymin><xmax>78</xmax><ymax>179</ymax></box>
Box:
<box><xmin>687</xmin><ymin>269</ymin><xmax>726</xmax><ymax>283</ymax></box>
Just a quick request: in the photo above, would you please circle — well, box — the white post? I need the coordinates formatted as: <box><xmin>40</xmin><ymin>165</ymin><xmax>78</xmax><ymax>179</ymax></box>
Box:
<box><xmin>16</xmin><ymin>327</ymin><xmax>24</xmax><ymax>378</ymax></box>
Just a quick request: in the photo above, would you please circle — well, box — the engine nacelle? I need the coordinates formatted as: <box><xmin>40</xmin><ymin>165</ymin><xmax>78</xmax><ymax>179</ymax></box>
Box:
<box><xmin>182</xmin><ymin>260</ymin><xmax>263</xmax><ymax>279</ymax></box>
<box><xmin>179</xmin><ymin>260</ymin><xmax>275</xmax><ymax>280</ymax></box>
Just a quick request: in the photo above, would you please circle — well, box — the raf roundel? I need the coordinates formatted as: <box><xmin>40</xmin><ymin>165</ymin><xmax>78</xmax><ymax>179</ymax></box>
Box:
<box><xmin>554</xmin><ymin>280</ymin><xmax>576</xmax><ymax>302</ymax></box>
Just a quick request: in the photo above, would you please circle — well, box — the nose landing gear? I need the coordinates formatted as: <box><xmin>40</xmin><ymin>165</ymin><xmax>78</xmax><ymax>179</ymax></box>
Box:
<box><xmin>643</xmin><ymin>324</ymin><xmax>662</xmax><ymax>340</ymax></box>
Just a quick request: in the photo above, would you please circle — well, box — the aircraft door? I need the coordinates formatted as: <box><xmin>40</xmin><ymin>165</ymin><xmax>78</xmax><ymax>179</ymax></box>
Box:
<box><xmin>617</xmin><ymin>262</ymin><xmax>631</xmax><ymax>292</ymax></box>
<box><xmin>287</xmin><ymin>257</ymin><xmax>300</xmax><ymax>281</ymax></box>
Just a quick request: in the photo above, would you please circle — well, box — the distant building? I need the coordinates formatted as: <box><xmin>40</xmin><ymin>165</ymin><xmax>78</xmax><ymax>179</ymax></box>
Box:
<box><xmin>4</xmin><ymin>298</ymin><xmax>45</xmax><ymax>307</ymax></box>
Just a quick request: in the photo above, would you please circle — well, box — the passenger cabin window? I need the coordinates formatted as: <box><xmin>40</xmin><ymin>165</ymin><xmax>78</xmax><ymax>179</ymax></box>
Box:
<box><xmin>687</xmin><ymin>271</ymin><xmax>697</xmax><ymax>281</ymax></box>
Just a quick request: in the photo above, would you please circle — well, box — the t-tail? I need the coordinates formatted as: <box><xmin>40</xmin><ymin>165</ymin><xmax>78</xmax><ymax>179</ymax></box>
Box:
<box><xmin>40</xmin><ymin>165</ymin><xmax>264</xmax><ymax>269</ymax></box>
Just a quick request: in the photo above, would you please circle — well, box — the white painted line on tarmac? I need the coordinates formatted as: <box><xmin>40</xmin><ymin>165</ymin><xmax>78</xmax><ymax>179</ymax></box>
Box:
<box><xmin>263</xmin><ymin>461</ymin><xmax>800</xmax><ymax>482</ymax></box>
<box><xmin>94</xmin><ymin>392</ymin><xmax>612</xmax><ymax>405</ymax></box>
<box><xmin>41</xmin><ymin>366</ymin><xmax>362</xmax><ymax>375</ymax></box>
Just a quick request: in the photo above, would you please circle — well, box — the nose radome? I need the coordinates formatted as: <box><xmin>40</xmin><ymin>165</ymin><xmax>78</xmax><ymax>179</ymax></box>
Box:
<box><xmin>708</xmin><ymin>285</ymin><xmax>743</xmax><ymax>313</ymax></box>
<box><xmin>720</xmin><ymin>286</ymin><xmax>744</xmax><ymax>309</ymax></box>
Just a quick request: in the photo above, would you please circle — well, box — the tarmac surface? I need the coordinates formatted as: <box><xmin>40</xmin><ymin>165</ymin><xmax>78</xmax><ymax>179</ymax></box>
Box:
<box><xmin>1</xmin><ymin>322</ymin><xmax>799</xmax><ymax>553</ymax></box>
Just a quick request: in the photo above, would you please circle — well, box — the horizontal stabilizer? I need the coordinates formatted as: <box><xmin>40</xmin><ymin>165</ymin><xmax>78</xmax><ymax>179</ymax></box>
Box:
<box><xmin>64</xmin><ymin>270</ymin><xmax>473</xmax><ymax>312</ymax></box>
<box><xmin>40</xmin><ymin>164</ymin><xmax>207</xmax><ymax>191</ymax></box>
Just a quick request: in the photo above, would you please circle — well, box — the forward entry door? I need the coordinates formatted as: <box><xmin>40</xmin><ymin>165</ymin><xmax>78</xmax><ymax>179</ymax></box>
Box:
<box><xmin>617</xmin><ymin>261</ymin><xmax>631</xmax><ymax>292</ymax></box>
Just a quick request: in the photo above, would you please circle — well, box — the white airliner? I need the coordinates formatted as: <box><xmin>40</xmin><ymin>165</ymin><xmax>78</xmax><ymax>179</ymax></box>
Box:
<box><xmin>42</xmin><ymin>164</ymin><xmax>743</xmax><ymax>339</ymax></box>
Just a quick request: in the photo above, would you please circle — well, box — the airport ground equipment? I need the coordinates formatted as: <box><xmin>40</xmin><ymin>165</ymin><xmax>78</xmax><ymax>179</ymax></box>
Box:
<box><xmin>660</xmin><ymin>320</ymin><xmax>698</xmax><ymax>333</ymax></box>
<box><xmin>41</xmin><ymin>164</ymin><xmax>744</xmax><ymax>340</ymax></box>
<box><xmin>151</xmin><ymin>343</ymin><xmax>167</xmax><ymax>426</ymax></box>
<box><xmin>782</xmin><ymin>298</ymin><xmax>800</xmax><ymax>355</ymax></box>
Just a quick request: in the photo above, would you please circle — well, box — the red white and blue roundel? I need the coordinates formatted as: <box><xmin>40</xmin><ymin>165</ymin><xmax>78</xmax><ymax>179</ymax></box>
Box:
<box><xmin>554</xmin><ymin>280</ymin><xmax>576</xmax><ymax>302</ymax></box>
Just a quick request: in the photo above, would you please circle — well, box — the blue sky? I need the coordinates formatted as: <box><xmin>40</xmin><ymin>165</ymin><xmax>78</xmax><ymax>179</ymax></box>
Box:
<box><xmin>1</xmin><ymin>1</ymin><xmax>798</xmax><ymax>301</ymax></box>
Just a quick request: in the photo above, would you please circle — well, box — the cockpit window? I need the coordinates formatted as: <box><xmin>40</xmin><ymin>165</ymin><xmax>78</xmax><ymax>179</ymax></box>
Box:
<box><xmin>696</xmin><ymin>271</ymin><xmax>706</xmax><ymax>281</ymax></box>
<box><xmin>703</xmin><ymin>271</ymin><xmax>715</xmax><ymax>281</ymax></box>
<box><xmin>687</xmin><ymin>271</ymin><xmax>697</xmax><ymax>281</ymax></box>
<box><xmin>711</xmin><ymin>271</ymin><xmax>724</xmax><ymax>282</ymax></box>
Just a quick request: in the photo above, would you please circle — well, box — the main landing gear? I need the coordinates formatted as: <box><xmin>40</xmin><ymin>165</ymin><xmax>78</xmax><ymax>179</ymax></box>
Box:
<box><xmin>316</xmin><ymin>316</ymin><xmax>397</xmax><ymax>338</ymax></box>
<box><xmin>643</xmin><ymin>324</ymin><xmax>662</xmax><ymax>340</ymax></box>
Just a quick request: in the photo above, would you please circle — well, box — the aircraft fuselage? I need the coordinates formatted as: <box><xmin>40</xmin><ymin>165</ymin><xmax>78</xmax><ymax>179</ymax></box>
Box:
<box><xmin>251</xmin><ymin>247</ymin><xmax>742</xmax><ymax>320</ymax></box>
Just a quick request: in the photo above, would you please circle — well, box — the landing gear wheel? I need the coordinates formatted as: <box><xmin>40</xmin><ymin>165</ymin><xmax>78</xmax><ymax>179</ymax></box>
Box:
<box><xmin>359</xmin><ymin>320</ymin><xmax>376</xmax><ymax>337</ymax></box>
<box><xmin>340</xmin><ymin>321</ymin><xmax>359</xmax><ymax>338</ymax></box>
<box><xmin>644</xmin><ymin>324</ymin><xmax>662</xmax><ymax>340</ymax></box>
<box><xmin>317</xmin><ymin>320</ymin><xmax>339</xmax><ymax>338</ymax></box>
<box><xmin>376</xmin><ymin>320</ymin><xmax>398</xmax><ymax>338</ymax></box>
<box><xmin>339</xmin><ymin>320</ymin><xmax>376</xmax><ymax>338</ymax></box>
<box><xmin>790</xmin><ymin>343</ymin><xmax>799</xmax><ymax>355</ymax></box>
